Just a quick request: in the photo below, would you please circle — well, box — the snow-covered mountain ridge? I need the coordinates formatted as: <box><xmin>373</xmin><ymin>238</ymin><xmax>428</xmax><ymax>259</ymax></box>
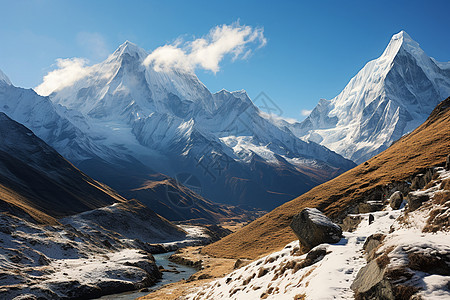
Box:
<box><xmin>3</xmin><ymin>41</ymin><xmax>355</xmax><ymax>210</ymax></box>
<box><xmin>290</xmin><ymin>31</ymin><xmax>450</xmax><ymax>164</ymax></box>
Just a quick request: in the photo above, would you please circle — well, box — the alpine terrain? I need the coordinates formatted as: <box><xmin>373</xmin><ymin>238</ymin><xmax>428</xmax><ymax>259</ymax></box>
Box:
<box><xmin>289</xmin><ymin>31</ymin><xmax>450</xmax><ymax>164</ymax></box>
<box><xmin>28</xmin><ymin>42</ymin><xmax>355</xmax><ymax>210</ymax></box>
<box><xmin>0</xmin><ymin>112</ymin><xmax>211</xmax><ymax>299</ymax></box>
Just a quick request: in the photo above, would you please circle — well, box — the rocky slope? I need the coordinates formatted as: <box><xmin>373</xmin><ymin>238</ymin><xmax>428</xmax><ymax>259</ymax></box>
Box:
<box><xmin>186</xmin><ymin>167</ymin><xmax>450</xmax><ymax>299</ymax></box>
<box><xmin>203</xmin><ymin>96</ymin><xmax>450</xmax><ymax>259</ymax></box>
<box><xmin>30</xmin><ymin>42</ymin><xmax>354</xmax><ymax>210</ymax></box>
<box><xmin>290</xmin><ymin>31</ymin><xmax>450</xmax><ymax>164</ymax></box>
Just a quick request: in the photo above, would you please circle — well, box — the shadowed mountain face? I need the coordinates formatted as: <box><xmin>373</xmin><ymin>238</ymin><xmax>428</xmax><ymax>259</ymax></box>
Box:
<box><xmin>0</xmin><ymin>112</ymin><xmax>125</xmax><ymax>224</ymax></box>
<box><xmin>28</xmin><ymin>42</ymin><xmax>354</xmax><ymax>210</ymax></box>
<box><xmin>0</xmin><ymin>111</ymin><xmax>188</xmax><ymax>239</ymax></box>
<box><xmin>288</xmin><ymin>31</ymin><xmax>450</xmax><ymax>164</ymax></box>
<box><xmin>203</xmin><ymin>97</ymin><xmax>450</xmax><ymax>259</ymax></box>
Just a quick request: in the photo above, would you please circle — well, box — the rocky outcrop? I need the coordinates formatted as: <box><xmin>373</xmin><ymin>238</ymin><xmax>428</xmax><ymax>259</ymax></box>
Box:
<box><xmin>351</xmin><ymin>260</ymin><xmax>394</xmax><ymax>300</ymax></box>
<box><xmin>290</xmin><ymin>208</ymin><xmax>342</xmax><ymax>252</ymax></box>
<box><xmin>389</xmin><ymin>191</ymin><xmax>403</xmax><ymax>210</ymax></box>
<box><xmin>406</xmin><ymin>193</ymin><xmax>429</xmax><ymax>211</ymax></box>
<box><xmin>363</xmin><ymin>234</ymin><xmax>386</xmax><ymax>261</ymax></box>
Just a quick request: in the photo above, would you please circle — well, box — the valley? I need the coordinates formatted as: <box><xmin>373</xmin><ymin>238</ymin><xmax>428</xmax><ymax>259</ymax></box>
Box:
<box><xmin>0</xmin><ymin>5</ymin><xmax>449</xmax><ymax>299</ymax></box>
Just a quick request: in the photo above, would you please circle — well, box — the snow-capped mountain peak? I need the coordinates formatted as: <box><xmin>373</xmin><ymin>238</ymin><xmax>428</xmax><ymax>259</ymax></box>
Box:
<box><xmin>0</xmin><ymin>69</ymin><xmax>12</xmax><ymax>86</ymax></box>
<box><xmin>290</xmin><ymin>31</ymin><xmax>450</xmax><ymax>164</ymax></box>
<box><xmin>108</xmin><ymin>40</ymin><xmax>148</xmax><ymax>62</ymax></box>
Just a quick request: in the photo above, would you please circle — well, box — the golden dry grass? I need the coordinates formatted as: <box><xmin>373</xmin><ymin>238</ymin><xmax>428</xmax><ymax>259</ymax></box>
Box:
<box><xmin>203</xmin><ymin>98</ymin><xmax>450</xmax><ymax>259</ymax></box>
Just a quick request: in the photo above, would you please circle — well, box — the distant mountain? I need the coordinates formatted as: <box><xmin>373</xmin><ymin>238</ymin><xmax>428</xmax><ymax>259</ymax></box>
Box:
<box><xmin>289</xmin><ymin>31</ymin><xmax>450</xmax><ymax>164</ymax></box>
<box><xmin>32</xmin><ymin>42</ymin><xmax>355</xmax><ymax>210</ymax></box>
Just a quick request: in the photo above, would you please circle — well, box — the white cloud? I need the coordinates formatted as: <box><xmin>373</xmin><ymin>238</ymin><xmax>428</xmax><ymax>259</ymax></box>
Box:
<box><xmin>77</xmin><ymin>32</ymin><xmax>109</xmax><ymax>60</ymax></box>
<box><xmin>35</xmin><ymin>58</ymin><xmax>90</xmax><ymax>96</ymax></box>
<box><xmin>301</xmin><ymin>109</ymin><xmax>313</xmax><ymax>117</ymax></box>
<box><xmin>143</xmin><ymin>22</ymin><xmax>266</xmax><ymax>73</ymax></box>
<box><xmin>259</xmin><ymin>111</ymin><xmax>299</xmax><ymax>125</ymax></box>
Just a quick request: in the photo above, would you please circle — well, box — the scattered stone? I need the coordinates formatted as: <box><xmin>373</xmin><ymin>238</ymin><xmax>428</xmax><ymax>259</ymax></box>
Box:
<box><xmin>234</xmin><ymin>258</ymin><xmax>251</xmax><ymax>269</ymax></box>
<box><xmin>290</xmin><ymin>208</ymin><xmax>343</xmax><ymax>252</ymax></box>
<box><xmin>406</xmin><ymin>193</ymin><xmax>429</xmax><ymax>212</ymax></box>
<box><xmin>363</xmin><ymin>234</ymin><xmax>385</xmax><ymax>261</ymax></box>
<box><xmin>410</xmin><ymin>174</ymin><xmax>427</xmax><ymax>190</ymax></box>
<box><xmin>389</xmin><ymin>191</ymin><xmax>403</xmax><ymax>210</ymax></box>
<box><xmin>351</xmin><ymin>260</ymin><xmax>394</xmax><ymax>300</ymax></box>
<box><xmin>342</xmin><ymin>215</ymin><xmax>362</xmax><ymax>232</ymax></box>
<box><xmin>368</xmin><ymin>214</ymin><xmax>374</xmax><ymax>225</ymax></box>
<box><xmin>359</xmin><ymin>202</ymin><xmax>384</xmax><ymax>214</ymax></box>
<box><xmin>300</xmin><ymin>245</ymin><xmax>329</xmax><ymax>268</ymax></box>
<box><xmin>197</xmin><ymin>273</ymin><xmax>213</xmax><ymax>280</ymax></box>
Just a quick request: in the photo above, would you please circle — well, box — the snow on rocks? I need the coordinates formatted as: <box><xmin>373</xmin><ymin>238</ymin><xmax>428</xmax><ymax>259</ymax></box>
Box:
<box><xmin>186</xmin><ymin>168</ymin><xmax>450</xmax><ymax>299</ymax></box>
<box><xmin>0</xmin><ymin>213</ymin><xmax>161</xmax><ymax>300</ymax></box>
<box><xmin>290</xmin><ymin>208</ymin><xmax>342</xmax><ymax>252</ymax></box>
<box><xmin>186</xmin><ymin>210</ymin><xmax>401</xmax><ymax>300</ymax></box>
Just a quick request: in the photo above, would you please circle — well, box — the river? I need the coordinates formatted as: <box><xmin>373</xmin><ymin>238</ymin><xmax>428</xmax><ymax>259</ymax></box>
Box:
<box><xmin>97</xmin><ymin>251</ymin><xmax>197</xmax><ymax>300</ymax></box>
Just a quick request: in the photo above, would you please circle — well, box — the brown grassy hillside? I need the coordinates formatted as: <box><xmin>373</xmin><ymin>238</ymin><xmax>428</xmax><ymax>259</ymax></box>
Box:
<box><xmin>0</xmin><ymin>113</ymin><xmax>126</xmax><ymax>225</ymax></box>
<box><xmin>203</xmin><ymin>97</ymin><xmax>450</xmax><ymax>259</ymax></box>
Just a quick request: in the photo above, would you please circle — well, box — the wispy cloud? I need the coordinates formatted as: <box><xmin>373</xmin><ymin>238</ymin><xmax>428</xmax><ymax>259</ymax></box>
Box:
<box><xmin>35</xmin><ymin>58</ymin><xmax>90</xmax><ymax>96</ymax></box>
<box><xmin>301</xmin><ymin>109</ymin><xmax>313</xmax><ymax>117</ymax></box>
<box><xmin>76</xmin><ymin>32</ymin><xmax>109</xmax><ymax>60</ymax></box>
<box><xmin>143</xmin><ymin>22</ymin><xmax>266</xmax><ymax>73</ymax></box>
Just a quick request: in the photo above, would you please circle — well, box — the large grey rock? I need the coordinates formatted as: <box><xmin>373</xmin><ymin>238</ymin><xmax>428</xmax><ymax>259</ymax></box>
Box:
<box><xmin>351</xmin><ymin>260</ymin><xmax>394</xmax><ymax>300</ymax></box>
<box><xmin>389</xmin><ymin>191</ymin><xmax>403</xmax><ymax>210</ymax></box>
<box><xmin>290</xmin><ymin>208</ymin><xmax>342</xmax><ymax>251</ymax></box>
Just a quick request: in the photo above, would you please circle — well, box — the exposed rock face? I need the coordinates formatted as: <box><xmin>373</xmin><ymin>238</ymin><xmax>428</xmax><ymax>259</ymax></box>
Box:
<box><xmin>363</xmin><ymin>234</ymin><xmax>386</xmax><ymax>261</ymax></box>
<box><xmin>407</xmin><ymin>193</ymin><xmax>430</xmax><ymax>211</ymax></box>
<box><xmin>389</xmin><ymin>191</ymin><xmax>403</xmax><ymax>210</ymax></box>
<box><xmin>351</xmin><ymin>260</ymin><xmax>394</xmax><ymax>300</ymax></box>
<box><xmin>290</xmin><ymin>208</ymin><xmax>342</xmax><ymax>251</ymax></box>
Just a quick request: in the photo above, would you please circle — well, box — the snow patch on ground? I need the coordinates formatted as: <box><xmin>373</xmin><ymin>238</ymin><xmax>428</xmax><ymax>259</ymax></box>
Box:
<box><xmin>186</xmin><ymin>169</ymin><xmax>450</xmax><ymax>299</ymax></box>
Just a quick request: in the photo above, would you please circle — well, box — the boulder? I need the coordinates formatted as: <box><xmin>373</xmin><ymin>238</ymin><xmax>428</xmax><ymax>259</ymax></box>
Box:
<box><xmin>363</xmin><ymin>234</ymin><xmax>386</xmax><ymax>261</ymax></box>
<box><xmin>406</xmin><ymin>193</ymin><xmax>429</xmax><ymax>212</ymax></box>
<box><xmin>290</xmin><ymin>208</ymin><xmax>342</xmax><ymax>252</ymax></box>
<box><xmin>389</xmin><ymin>191</ymin><xmax>403</xmax><ymax>210</ymax></box>
<box><xmin>410</xmin><ymin>174</ymin><xmax>427</xmax><ymax>190</ymax></box>
<box><xmin>351</xmin><ymin>260</ymin><xmax>394</xmax><ymax>300</ymax></box>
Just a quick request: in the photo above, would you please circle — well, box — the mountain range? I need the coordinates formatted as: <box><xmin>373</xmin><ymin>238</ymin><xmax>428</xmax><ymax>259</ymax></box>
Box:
<box><xmin>0</xmin><ymin>43</ymin><xmax>355</xmax><ymax>212</ymax></box>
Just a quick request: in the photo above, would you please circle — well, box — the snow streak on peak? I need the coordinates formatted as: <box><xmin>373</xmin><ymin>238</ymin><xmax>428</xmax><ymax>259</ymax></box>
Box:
<box><xmin>0</xmin><ymin>69</ymin><xmax>12</xmax><ymax>86</ymax></box>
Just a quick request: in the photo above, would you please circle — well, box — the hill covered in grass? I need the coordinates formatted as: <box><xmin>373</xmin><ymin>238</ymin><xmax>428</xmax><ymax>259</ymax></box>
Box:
<box><xmin>203</xmin><ymin>97</ymin><xmax>450</xmax><ymax>259</ymax></box>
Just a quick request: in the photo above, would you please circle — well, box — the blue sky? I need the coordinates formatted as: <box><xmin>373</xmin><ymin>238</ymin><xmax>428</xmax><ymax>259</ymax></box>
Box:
<box><xmin>0</xmin><ymin>0</ymin><xmax>449</xmax><ymax>120</ymax></box>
